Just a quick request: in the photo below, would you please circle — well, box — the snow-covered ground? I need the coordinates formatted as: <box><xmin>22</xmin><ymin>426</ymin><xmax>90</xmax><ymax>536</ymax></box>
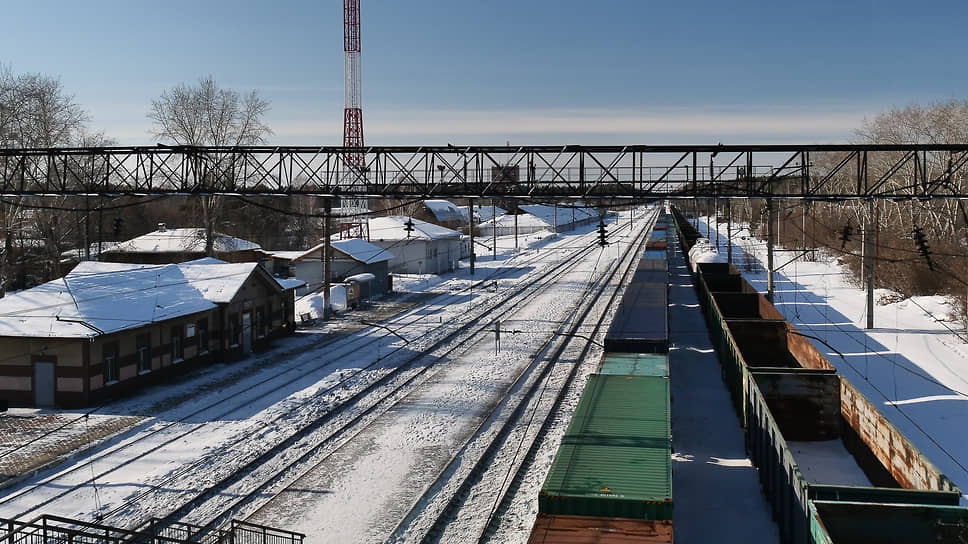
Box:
<box><xmin>0</xmin><ymin>209</ymin><xmax>652</xmax><ymax>543</ymax></box>
<box><xmin>697</xmin><ymin>215</ymin><xmax>968</xmax><ymax>503</ymax></box>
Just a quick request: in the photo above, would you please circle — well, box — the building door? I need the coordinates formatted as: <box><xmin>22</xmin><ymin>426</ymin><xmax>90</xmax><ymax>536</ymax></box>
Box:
<box><xmin>33</xmin><ymin>361</ymin><xmax>55</xmax><ymax>407</ymax></box>
<box><xmin>242</xmin><ymin>312</ymin><xmax>252</xmax><ymax>354</ymax></box>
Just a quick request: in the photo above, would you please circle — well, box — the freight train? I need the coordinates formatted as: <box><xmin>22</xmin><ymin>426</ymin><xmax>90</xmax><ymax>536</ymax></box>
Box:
<box><xmin>527</xmin><ymin>212</ymin><xmax>674</xmax><ymax>543</ymax></box>
<box><xmin>526</xmin><ymin>207</ymin><xmax>968</xmax><ymax>543</ymax></box>
<box><xmin>671</xmin><ymin>206</ymin><xmax>968</xmax><ymax>544</ymax></box>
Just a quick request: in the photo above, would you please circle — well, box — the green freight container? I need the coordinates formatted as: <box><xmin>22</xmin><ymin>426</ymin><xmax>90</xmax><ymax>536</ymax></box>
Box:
<box><xmin>599</xmin><ymin>353</ymin><xmax>669</xmax><ymax>377</ymax></box>
<box><xmin>539</xmin><ymin>375</ymin><xmax>672</xmax><ymax>520</ymax></box>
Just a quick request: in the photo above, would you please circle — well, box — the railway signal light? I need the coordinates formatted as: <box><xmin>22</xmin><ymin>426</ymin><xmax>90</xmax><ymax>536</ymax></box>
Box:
<box><xmin>112</xmin><ymin>217</ymin><xmax>123</xmax><ymax>236</ymax></box>
<box><xmin>598</xmin><ymin>219</ymin><xmax>608</xmax><ymax>247</ymax></box>
<box><xmin>404</xmin><ymin>218</ymin><xmax>415</xmax><ymax>238</ymax></box>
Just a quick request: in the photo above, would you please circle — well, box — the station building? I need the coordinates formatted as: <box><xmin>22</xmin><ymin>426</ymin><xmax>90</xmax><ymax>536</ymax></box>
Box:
<box><xmin>0</xmin><ymin>258</ymin><xmax>303</xmax><ymax>408</ymax></box>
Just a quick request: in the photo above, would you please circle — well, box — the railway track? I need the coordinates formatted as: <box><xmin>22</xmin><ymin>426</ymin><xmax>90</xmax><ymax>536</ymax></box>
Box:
<box><xmin>384</xmin><ymin>210</ymin><xmax>655</xmax><ymax>543</ymax></box>
<box><xmin>140</xmin><ymin>208</ymin><xmax>657</xmax><ymax>537</ymax></box>
<box><xmin>0</xmin><ymin>214</ymin><xmax>645</xmax><ymax>530</ymax></box>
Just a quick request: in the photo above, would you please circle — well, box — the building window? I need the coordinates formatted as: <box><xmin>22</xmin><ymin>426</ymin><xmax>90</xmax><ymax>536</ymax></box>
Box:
<box><xmin>137</xmin><ymin>334</ymin><xmax>151</xmax><ymax>373</ymax></box>
<box><xmin>171</xmin><ymin>325</ymin><xmax>183</xmax><ymax>362</ymax></box>
<box><xmin>256</xmin><ymin>307</ymin><xmax>266</xmax><ymax>338</ymax></box>
<box><xmin>103</xmin><ymin>343</ymin><xmax>119</xmax><ymax>383</ymax></box>
<box><xmin>230</xmin><ymin>313</ymin><xmax>240</xmax><ymax>347</ymax></box>
<box><xmin>197</xmin><ymin>319</ymin><xmax>209</xmax><ymax>354</ymax></box>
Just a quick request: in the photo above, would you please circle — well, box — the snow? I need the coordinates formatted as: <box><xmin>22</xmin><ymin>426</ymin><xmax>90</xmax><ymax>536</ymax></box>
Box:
<box><xmin>696</xmin><ymin>215</ymin><xmax>968</xmax><ymax>503</ymax></box>
<box><xmin>368</xmin><ymin>216</ymin><xmax>461</xmax><ymax>241</ymax></box>
<box><xmin>0</xmin><ymin>260</ymin><xmax>296</xmax><ymax>338</ymax></box>
<box><xmin>480</xmin><ymin>213</ymin><xmax>549</xmax><ymax>230</ymax></box>
<box><xmin>458</xmin><ymin>204</ymin><xmax>507</xmax><ymax>223</ymax></box>
<box><xmin>423</xmin><ymin>199</ymin><xmax>465</xmax><ymax>223</ymax></box>
<box><xmin>331</xmin><ymin>238</ymin><xmax>394</xmax><ymax>264</ymax></box>
<box><xmin>787</xmin><ymin>441</ymin><xmax>872</xmax><ymax>486</ymax></box>
<box><xmin>686</xmin><ymin>238</ymin><xmax>727</xmax><ymax>271</ymax></box>
<box><xmin>519</xmin><ymin>203</ymin><xmax>601</xmax><ymax>228</ymax></box>
<box><xmin>266</xmin><ymin>239</ymin><xmax>393</xmax><ymax>265</ymax></box>
<box><xmin>102</xmin><ymin>228</ymin><xmax>260</xmax><ymax>254</ymax></box>
<box><xmin>12</xmin><ymin>205</ymin><xmax>968</xmax><ymax>542</ymax></box>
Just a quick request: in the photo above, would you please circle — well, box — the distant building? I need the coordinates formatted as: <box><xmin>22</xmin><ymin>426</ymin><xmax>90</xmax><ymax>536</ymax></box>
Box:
<box><xmin>0</xmin><ymin>259</ymin><xmax>303</xmax><ymax>408</ymax></box>
<box><xmin>98</xmin><ymin>224</ymin><xmax>262</xmax><ymax>264</ymax></box>
<box><xmin>420</xmin><ymin>200</ymin><xmax>467</xmax><ymax>230</ymax></box>
<box><xmin>367</xmin><ymin>216</ymin><xmax>465</xmax><ymax>274</ymax></box>
<box><xmin>264</xmin><ymin>238</ymin><xmax>392</xmax><ymax>296</ymax></box>
<box><xmin>458</xmin><ymin>204</ymin><xmax>507</xmax><ymax>224</ymax></box>
<box><xmin>478</xmin><ymin>204</ymin><xmax>602</xmax><ymax>237</ymax></box>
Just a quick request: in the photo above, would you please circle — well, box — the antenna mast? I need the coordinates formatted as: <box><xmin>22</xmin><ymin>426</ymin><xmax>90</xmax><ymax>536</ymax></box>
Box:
<box><xmin>340</xmin><ymin>0</ymin><xmax>368</xmax><ymax>238</ymax></box>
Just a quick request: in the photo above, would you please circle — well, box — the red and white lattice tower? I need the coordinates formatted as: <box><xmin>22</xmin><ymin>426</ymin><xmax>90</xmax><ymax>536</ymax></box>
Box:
<box><xmin>340</xmin><ymin>0</ymin><xmax>368</xmax><ymax>237</ymax></box>
<box><xmin>343</xmin><ymin>0</ymin><xmax>363</xmax><ymax>167</ymax></box>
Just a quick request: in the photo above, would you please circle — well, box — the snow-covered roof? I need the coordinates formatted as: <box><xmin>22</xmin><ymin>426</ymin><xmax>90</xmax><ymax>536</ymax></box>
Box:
<box><xmin>459</xmin><ymin>204</ymin><xmax>507</xmax><ymax>223</ymax></box>
<box><xmin>0</xmin><ymin>260</ymin><xmax>294</xmax><ymax>339</ymax></box>
<box><xmin>480</xmin><ymin>214</ymin><xmax>550</xmax><ymax>229</ymax></box>
<box><xmin>265</xmin><ymin>238</ymin><xmax>392</xmax><ymax>264</ymax></box>
<box><xmin>368</xmin><ymin>216</ymin><xmax>461</xmax><ymax>241</ymax></box>
<box><xmin>519</xmin><ymin>204</ymin><xmax>601</xmax><ymax>228</ymax></box>
<box><xmin>331</xmin><ymin>239</ymin><xmax>393</xmax><ymax>263</ymax></box>
<box><xmin>102</xmin><ymin>228</ymin><xmax>261</xmax><ymax>255</ymax></box>
<box><xmin>263</xmin><ymin>250</ymin><xmax>304</xmax><ymax>261</ymax></box>
<box><xmin>423</xmin><ymin>200</ymin><xmax>465</xmax><ymax>223</ymax></box>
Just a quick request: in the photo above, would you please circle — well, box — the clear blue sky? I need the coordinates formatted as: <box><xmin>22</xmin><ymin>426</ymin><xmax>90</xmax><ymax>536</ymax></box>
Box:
<box><xmin>2</xmin><ymin>0</ymin><xmax>966</xmax><ymax>146</ymax></box>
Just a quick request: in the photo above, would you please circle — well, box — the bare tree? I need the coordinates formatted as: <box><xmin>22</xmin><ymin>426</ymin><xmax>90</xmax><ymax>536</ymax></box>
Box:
<box><xmin>0</xmin><ymin>65</ymin><xmax>93</xmax><ymax>293</ymax></box>
<box><xmin>148</xmin><ymin>76</ymin><xmax>272</xmax><ymax>256</ymax></box>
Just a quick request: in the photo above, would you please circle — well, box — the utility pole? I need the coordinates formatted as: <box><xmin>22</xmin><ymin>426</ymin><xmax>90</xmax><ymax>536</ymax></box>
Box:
<box><xmin>491</xmin><ymin>199</ymin><xmax>496</xmax><ymax>261</ymax></box>
<box><xmin>865</xmin><ymin>199</ymin><xmax>876</xmax><ymax>329</ymax></box>
<box><xmin>726</xmin><ymin>199</ymin><xmax>732</xmax><ymax>264</ymax></box>
<box><xmin>467</xmin><ymin>198</ymin><xmax>475</xmax><ymax>275</ymax></box>
<box><xmin>514</xmin><ymin>201</ymin><xmax>519</xmax><ymax>249</ymax></box>
<box><xmin>322</xmin><ymin>198</ymin><xmax>332</xmax><ymax>320</ymax></box>
<box><xmin>766</xmin><ymin>197</ymin><xmax>775</xmax><ymax>303</ymax></box>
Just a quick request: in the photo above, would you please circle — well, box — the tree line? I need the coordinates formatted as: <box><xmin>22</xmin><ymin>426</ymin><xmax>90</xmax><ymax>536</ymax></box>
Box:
<box><xmin>0</xmin><ymin>67</ymin><xmax>319</xmax><ymax>296</ymax></box>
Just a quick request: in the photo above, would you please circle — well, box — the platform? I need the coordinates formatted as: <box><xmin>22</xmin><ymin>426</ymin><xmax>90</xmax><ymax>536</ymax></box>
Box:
<box><xmin>667</xmin><ymin>228</ymin><xmax>780</xmax><ymax>544</ymax></box>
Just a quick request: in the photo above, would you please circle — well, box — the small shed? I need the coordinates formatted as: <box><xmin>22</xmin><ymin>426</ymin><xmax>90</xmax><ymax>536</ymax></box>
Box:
<box><xmin>368</xmin><ymin>216</ymin><xmax>463</xmax><ymax>275</ymax></box>
<box><xmin>264</xmin><ymin>238</ymin><xmax>392</xmax><ymax>296</ymax></box>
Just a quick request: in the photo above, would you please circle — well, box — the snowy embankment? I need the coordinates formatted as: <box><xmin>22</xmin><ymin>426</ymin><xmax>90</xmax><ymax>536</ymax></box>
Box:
<box><xmin>699</xmin><ymin>216</ymin><xmax>968</xmax><ymax>503</ymax></box>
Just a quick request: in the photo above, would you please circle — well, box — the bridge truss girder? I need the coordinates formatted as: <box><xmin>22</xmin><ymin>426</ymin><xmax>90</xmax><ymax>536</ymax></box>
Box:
<box><xmin>2</xmin><ymin>144</ymin><xmax>968</xmax><ymax>200</ymax></box>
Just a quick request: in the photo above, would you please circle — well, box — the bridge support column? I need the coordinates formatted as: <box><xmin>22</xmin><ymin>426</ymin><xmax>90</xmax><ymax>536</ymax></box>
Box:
<box><xmin>767</xmin><ymin>197</ymin><xmax>775</xmax><ymax>303</ymax></box>
<box><xmin>865</xmin><ymin>199</ymin><xmax>876</xmax><ymax>329</ymax></box>
<box><xmin>468</xmin><ymin>198</ymin><xmax>475</xmax><ymax>275</ymax></box>
<box><xmin>323</xmin><ymin>198</ymin><xmax>332</xmax><ymax>320</ymax></box>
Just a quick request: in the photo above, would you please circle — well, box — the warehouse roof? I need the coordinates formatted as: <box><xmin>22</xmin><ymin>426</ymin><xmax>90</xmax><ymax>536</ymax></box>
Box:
<box><xmin>423</xmin><ymin>200</ymin><xmax>465</xmax><ymax>223</ymax></box>
<box><xmin>265</xmin><ymin>238</ymin><xmax>393</xmax><ymax>264</ymax></box>
<box><xmin>368</xmin><ymin>216</ymin><xmax>461</xmax><ymax>241</ymax></box>
<box><xmin>0</xmin><ymin>259</ymin><xmax>301</xmax><ymax>339</ymax></box>
<box><xmin>101</xmin><ymin>227</ymin><xmax>261</xmax><ymax>255</ymax></box>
